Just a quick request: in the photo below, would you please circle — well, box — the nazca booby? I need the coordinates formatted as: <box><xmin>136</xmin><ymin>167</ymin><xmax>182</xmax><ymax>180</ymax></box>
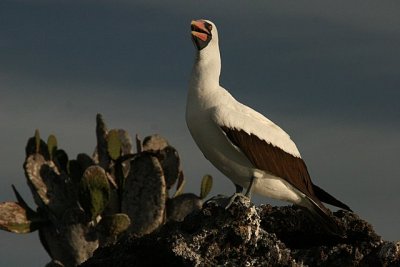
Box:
<box><xmin>186</xmin><ymin>19</ymin><xmax>351</xmax><ymax>234</ymax></box>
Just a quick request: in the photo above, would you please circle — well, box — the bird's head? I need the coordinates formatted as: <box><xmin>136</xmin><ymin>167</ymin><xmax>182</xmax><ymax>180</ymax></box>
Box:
<box><xmin>191</xmin><ymin>19</ymin><xmax>218</xmax><ymax>51</ymax></box>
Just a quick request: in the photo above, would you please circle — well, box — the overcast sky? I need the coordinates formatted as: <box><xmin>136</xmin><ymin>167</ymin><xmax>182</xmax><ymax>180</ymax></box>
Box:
<box><xmin>1</xmin><ymin>1</ymin><xmax>400</xmax><ymax>266</ymax></box>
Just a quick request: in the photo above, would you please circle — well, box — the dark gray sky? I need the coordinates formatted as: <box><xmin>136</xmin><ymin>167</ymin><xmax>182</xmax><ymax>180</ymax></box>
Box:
<box><xmin>1</xmin><ymin>1</ymin><xmax>399</xmax><ymax>266</ymax></box>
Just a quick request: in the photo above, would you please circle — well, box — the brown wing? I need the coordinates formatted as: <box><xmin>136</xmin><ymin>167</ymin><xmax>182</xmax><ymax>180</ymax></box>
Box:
<box><xmin>221</xmin><ymin>126</ymin><xmax>352</xmax><ymax>234</ymax></box>
<box><xmin>221</xmin><ymin>126</ymin><xmax>319</xmax><ymax>203</ymax></box>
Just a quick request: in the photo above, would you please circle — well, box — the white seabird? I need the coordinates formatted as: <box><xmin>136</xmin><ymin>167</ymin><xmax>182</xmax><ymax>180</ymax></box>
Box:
<box><xmin>186</xmin><ymin>19</ymin><xmax>351</xmax><ymax>234</ymax></box>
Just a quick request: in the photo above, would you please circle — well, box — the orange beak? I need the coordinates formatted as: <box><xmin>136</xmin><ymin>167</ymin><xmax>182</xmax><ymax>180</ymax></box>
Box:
<box><xmin>191</xmin><ymin>20</ymin><xmax>210</xmax><ymax>42</ymax></box>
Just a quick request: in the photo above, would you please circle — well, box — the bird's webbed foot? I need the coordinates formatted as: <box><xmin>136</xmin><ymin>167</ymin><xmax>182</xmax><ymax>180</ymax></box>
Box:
<box><xmin>205</xmin><ymin>176</ymin><xmax>257</xmax><ymax>209</ymax></box>
<box><xmin>205</xmin><ymin>192</ymin><xmax>248</xmax><ymax>209</ymax></box>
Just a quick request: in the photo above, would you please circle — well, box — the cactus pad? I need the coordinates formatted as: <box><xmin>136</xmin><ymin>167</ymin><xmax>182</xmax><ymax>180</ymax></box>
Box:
<box><xmin>79</xmin><ymin>166</ymin><xmax>110</xmax><ymax>221</ymax></box>
<box><xmin>200</xmin><ymin>175</ymin><xmax>213</xmax><ymax>200</ymax></box>
<box><xmin>96</xmin><ymin>114</ymin><xmax>110</xmax><ymax>169</ymax></box>
<box><xmin>121</xmin><ymin>154</ymin><xmax>166</xmax><ymax>236</ymax></box>
<box><xmin>25</xmin><ymin>130</ymin><xmax>50</xmax><ymax>159</ymax></box>
<box><xmin>24</xmin><ymin>154</ymin><xmax>76</xmax><ymax>219</ymax></box>
<box><xmin>47</xmin><ymin>135</ymin><xmax>58</xmax><ymax>159</ymax></box>
<box><xmin>107</xmin><ymin>130</ymin><xmax>122</xmax><ymax>161</ymax></box>
<box><xmin>173</xmin><ymin>172</ymin><xmax>186</xmax><ymax>198</ymax></box>
<box><xmin>166</xmin><ymin>193</ymin><xmax>202</xmax><ymax>222</ymax></box>
<box><xmin>0</xmin><ymin>202</ymin><xmax>42</xmax><ymax>233</ymax></box>
<box><xmin>143</xmin><ymin>135</ymin><xmax>182</xmax><ymax>190</ymax></box>
<box><xmin>142</xmin><ymin>134</ymin><xmax>169</xmax><ymax>151</ymax></box>
<box><xmin>97</xmin><ymin>213</ymin><xmax>131</xmax><ymax>245</ymax></box>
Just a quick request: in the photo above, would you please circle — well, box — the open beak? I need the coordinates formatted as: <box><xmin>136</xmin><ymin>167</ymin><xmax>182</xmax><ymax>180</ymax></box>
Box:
<box><xmin>191</xmin><ymin>19</ymin><xmax>212</xmax><ymax>50</ymax></box>
<box><xmin>191</xmin><ymin>20</ymin><xmax>210</xmax><ymax>42</ymax></box>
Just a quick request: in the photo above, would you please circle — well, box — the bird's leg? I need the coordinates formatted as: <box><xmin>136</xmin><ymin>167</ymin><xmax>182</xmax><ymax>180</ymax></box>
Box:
<box><xmin>206</xmin><ymin>182</ymin><xmax>252</xmax><ymax>210</ymax></box>
<box><xmin>208</xmin><ymin>183</ymin><xmax>244</xmax><ymax>210</ymax></box>
<box><xmin>222</xmin><ymin>183</ymin><xmax>244</xmax><ymax>209</ymax></box>
<box><xmin>244</xmin><ymin>174</ymin><xmax>258</xmax><ymax>199</ymax></box>
<box><xmin>223</xmin><ymin>193</ymin><xmax>243</xmax><ymax>210</ymax></box>
<box><xmin>235</xmin><ymin>184</ymin><xmax>243</xmax><ymax>194</ymax></box>
<box><xmin>223</xmin><ymin>181</ymin><xmax>254</xmax><ymax>210</ymax></box>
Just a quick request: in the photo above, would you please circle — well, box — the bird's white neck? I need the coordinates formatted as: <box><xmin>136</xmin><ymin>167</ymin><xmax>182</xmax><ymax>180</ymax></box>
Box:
<box><xmin>190</xmin><ymin>45</ymin><xmax>221</xmax><ymax>92</ymax></box>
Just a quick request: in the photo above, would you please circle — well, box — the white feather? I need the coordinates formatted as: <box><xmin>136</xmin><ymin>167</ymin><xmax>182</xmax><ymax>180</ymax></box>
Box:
<box><xmin>211</xmin><ymin>89</ymin><xmax>301</xmax><ymax>158</ymax></box>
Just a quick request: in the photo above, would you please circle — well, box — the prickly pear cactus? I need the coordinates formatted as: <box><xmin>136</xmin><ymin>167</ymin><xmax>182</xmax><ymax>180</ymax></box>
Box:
<box><xmin>0</xmin><ymin>201</ymin><xmax>41</xmax><ymax>233</ymax></box>
<box><xmin>0</xmin><ymin>114</ymin><xmax>213</xmax><ymax>267</ymax></box>
<box><xmin>142</xmin><ymin>135</ymin><xmax>182</xmax><ymax>190</ymax></box>
<box><xmin>24</xmin><ymin>152</ymin><xmax>78</xmax><ymax>219</ymax></box>
<box><xmin>122</xmin><ymin>154</ymin><xmax>166</xmax><ymax>236</ymax></box>
<box><xmin>96</xmin><ymin>213</ymin><xmax>130</xmax><ymax>245</ymax></box>
<box><xmin>79</xmin><ymin>166</ymin><xmax>110</xmax><ymax>221</ymax></box>
<box><xmin>166</xmin><ymin>175</ymin><xmax>213</xmax><ymax>222</ymax></box>
<box><xmin>0</xmin><ymin>185</ymin><xmax>45</xmax><ymax>233</ymax></box>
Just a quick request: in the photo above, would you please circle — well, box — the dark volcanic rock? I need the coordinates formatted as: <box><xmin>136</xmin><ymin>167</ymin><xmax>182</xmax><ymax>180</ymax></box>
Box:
<box><xmin>80</xmin><ymin>195</ymin><xmax>400</xmax><ymax>267</ymax></box>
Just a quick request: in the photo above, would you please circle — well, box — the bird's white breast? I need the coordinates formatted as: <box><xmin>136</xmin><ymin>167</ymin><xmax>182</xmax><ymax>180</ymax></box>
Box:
<box><xmin>186</xmin><ymin>84</ymin><xmax>302</xmax><ymax>204</ymax></box>
<box><xmin>186</xmin><ymin>84</ymin><xmax>249</xmax><ymax>179</ymax></box>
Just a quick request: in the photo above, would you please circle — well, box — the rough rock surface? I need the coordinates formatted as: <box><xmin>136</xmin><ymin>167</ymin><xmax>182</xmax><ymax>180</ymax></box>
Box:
<box><xmin>80</xmin><ymin>195</ymin><xmax>400</xmax><ymax>267</ymax></box>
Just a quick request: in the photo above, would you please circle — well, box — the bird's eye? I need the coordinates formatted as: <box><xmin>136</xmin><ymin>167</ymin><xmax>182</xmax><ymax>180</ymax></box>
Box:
<box><xmin>207</xmin><ymin>24</ymin><xmax>213</xmax><ymax>32</ymax></box>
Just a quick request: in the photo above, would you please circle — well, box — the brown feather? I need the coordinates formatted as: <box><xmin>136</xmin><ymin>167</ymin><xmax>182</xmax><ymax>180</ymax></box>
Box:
<box><xmin>221</xmin><ymin>126</ymin><xmax>326</xmax><ymax>210</ymax></box>
<box><xmin>220</xmin><ymin>126</ymin><xmax>353</xmax><ymax>235</ymax></box>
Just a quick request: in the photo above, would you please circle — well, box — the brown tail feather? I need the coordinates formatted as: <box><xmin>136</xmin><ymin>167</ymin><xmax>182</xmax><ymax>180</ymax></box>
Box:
<box><xmin>312</xmin><ymin>184</ymin><xmax>352</xmax><ymax>211</ymax></box>
<box><xmin>304</xmin><ymin>197</ymin><xmax>344</xmax><ymax>235</ymax></box>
